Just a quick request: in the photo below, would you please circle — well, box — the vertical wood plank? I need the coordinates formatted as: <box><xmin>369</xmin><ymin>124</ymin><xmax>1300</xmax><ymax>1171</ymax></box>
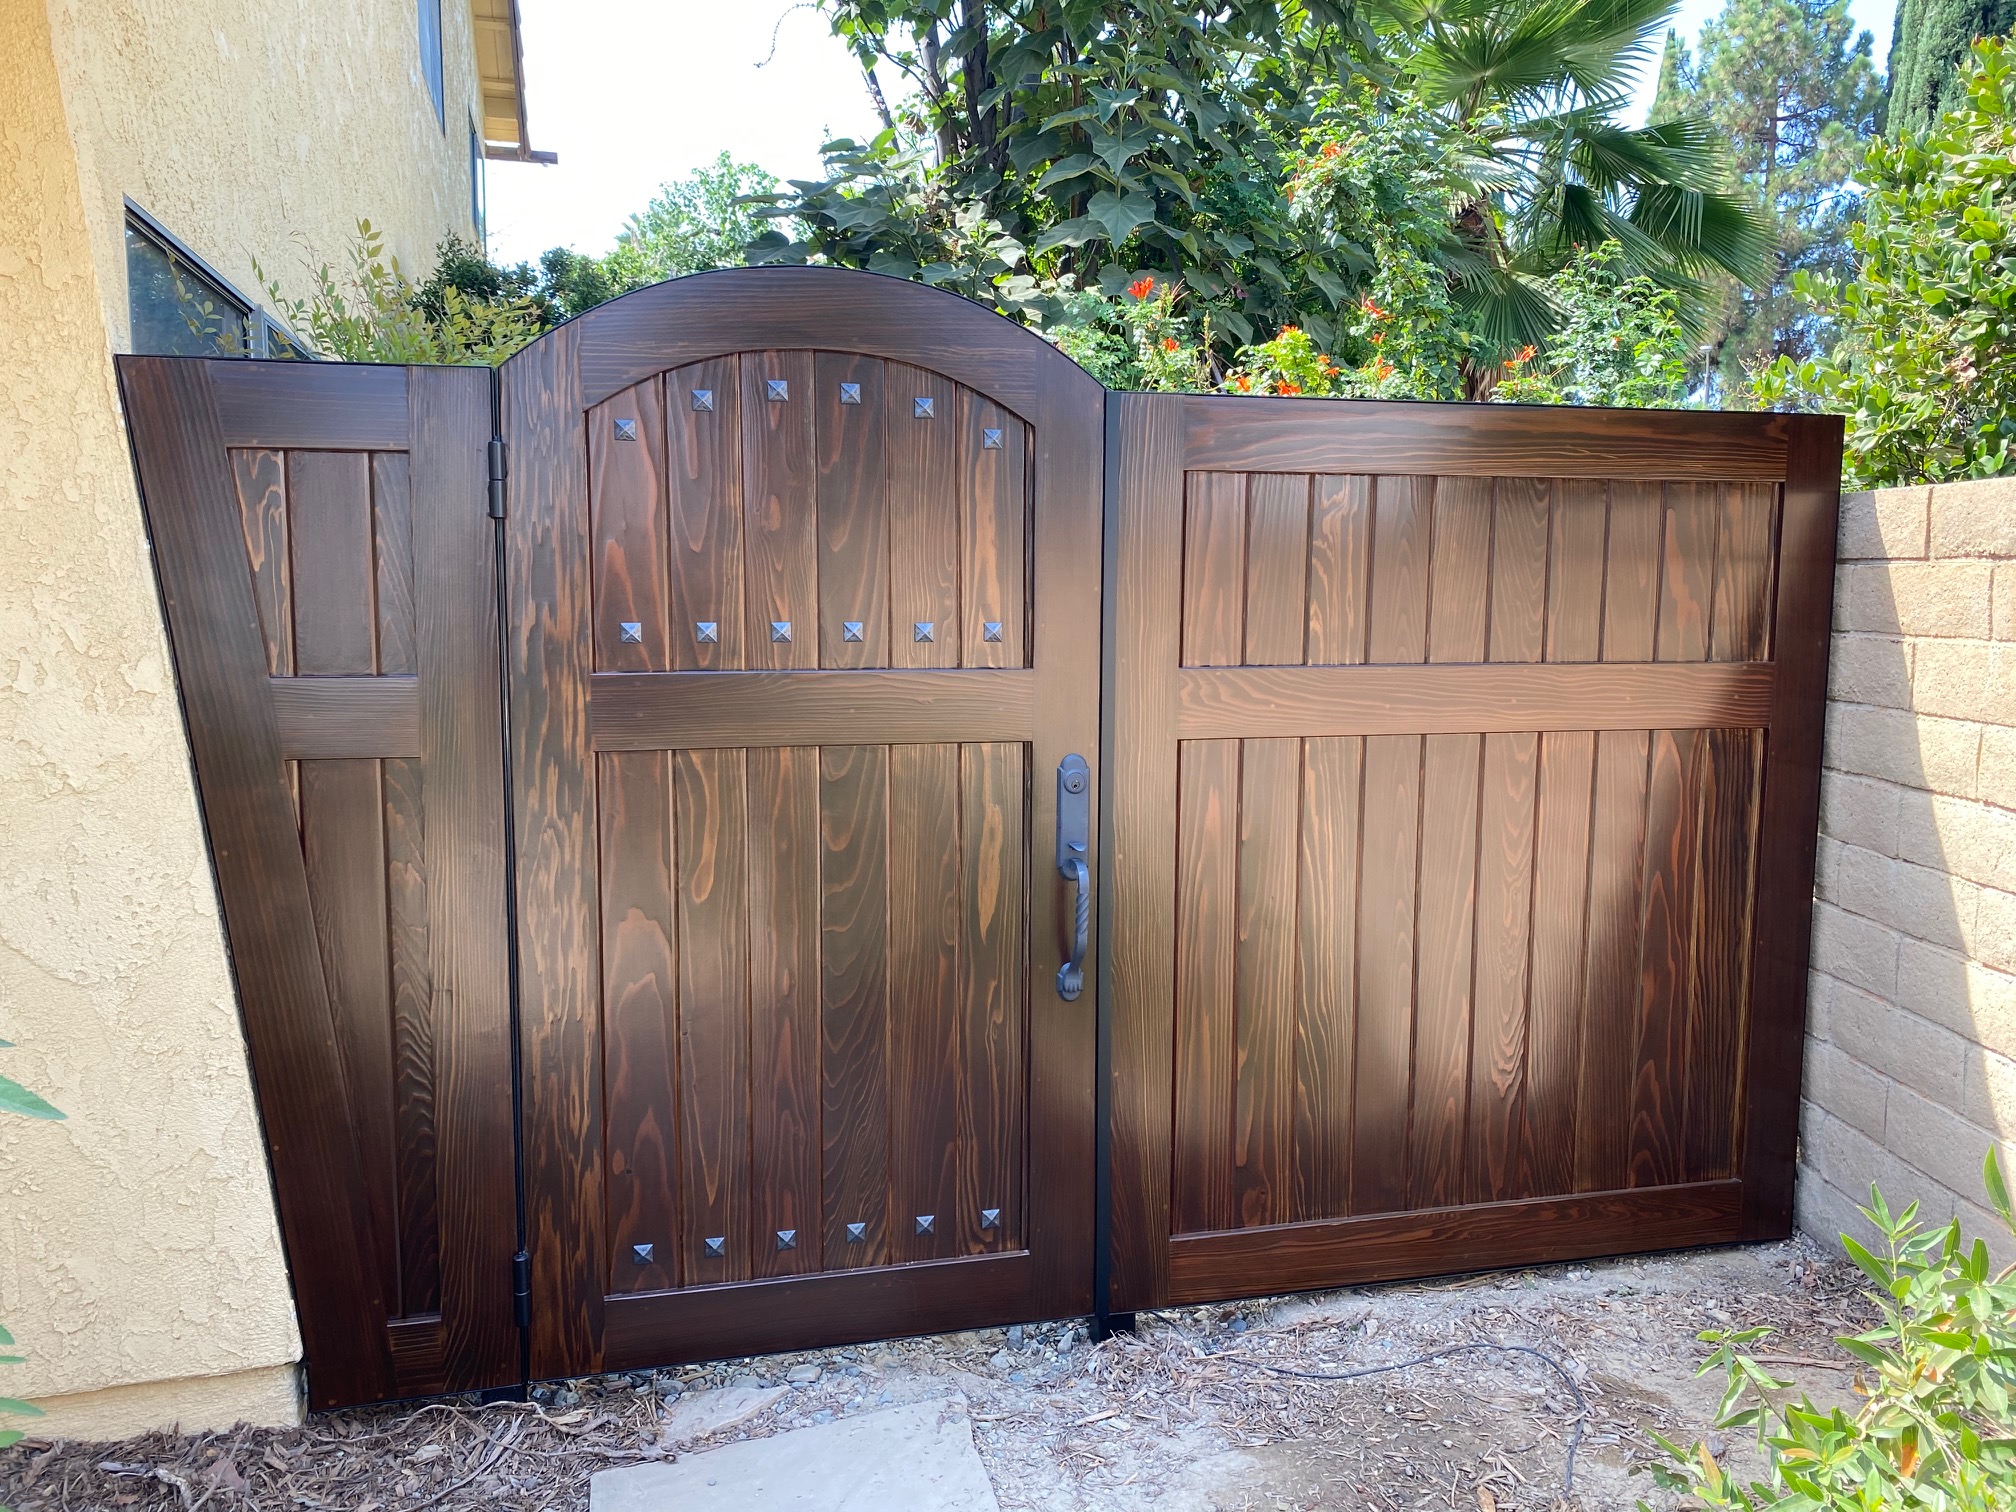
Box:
<box><xmin>1685</xmin><ymin>727</ymin><xmax>1762</xmax><ymax>1179</ymax></box>
<box><xmin>1523</xmin><ymin>729</ymin><xmax>1596</xmax><ymax>1196</ymax></box>
<box><xmin>675</xmin><ymin>748</ymin><xmax>752</xmax><ymax>1282</ymax></box>
<box><xmin>1354</xmin><ymin>733</ymin><xmax>1420</xmax><ymax>1216</ymax></box>
<box><xmin>1658</xmin><ymin>483</ymin><xmax>1719</xmax><ymax>662</ymax></box>
<box><xmin>1234</xmin><ymin>738</ymin><xmax>1299</xmax><ymax>1227</ymax></box>
<box><xmin>1172</xmin><ymin>739</ymin><xmax>1238</xmax><ymax>1234</ymax></box>
<box><xmin>1305</xmin><ymin>475</ymin><xmax>1371</xmax><ymax>666</ymax></box>
<box><xmin>820</xmin><ymin>744</ymin><xmax>890</xmax><ymax>1267</ymax></box>
<box><xmin>1711</xmin><ymin>485</ymin><xmax>1777</xmax><ymax>662</ymax></box>
<box><xmin>1575</xmin><ymin>481</ymin><xmax>1661</xmax><ymax>1192</ymax></box>
<box><xmin>300</xmin><ymin>759</ymin><xmax>399</xmax><ymax>1313</ymax></box>
<box><xmin>598</xmin><ymin>752</ymin><xmax>680</xmax><ymax>1294</ymax></box>
<box><xmin>1545</xmin><ymin>480</ymin><xmax>1608</xmax><ymax>663</ymax></box>
<box><xmin>1410</xmin><ymin>477</ymin><xmax>1489</xmax><ymax>1209</ymax></box>
<box><xmin>740</xmin><ymin>351</ymin><xmax>818</xmax><ymax>670</ymax></box>
<box><xmin>1488</xmin><ymin>478</ymin><xmax>1551</xmax><ymax>665</ymax></box>
<box><xmin>231</xmin><ymin>449</ymin><xmax>293</xmax><ymax>674</ymax></box>
<box><xmin>411</xmin><ymin>364</ymin><xmax>518</xmax><ymax>1391</ymax></box>
<box><xmin>889</xmin><ymin>743</ymin><xmax>963</xmax><ymax>1261</ymax></box>
<box><xmin>961</xmin><ymin>395</ymin><xmax>1027</xmax><ymax>670</ymax></box>
<box><xmin>1181</xmin><ymin>472</ymin><xmax>1246</xmax><ymax>667</ymax></box>
<box><xmin>1367</xmin><ymin>476</ymin><xmax>1432</xmax><ymax>663</ymax></box>
<box><xmin>1628</xmin><ymin>727</ymin><xmax>1702</xmax><ymax>1189</ymax></box>
<box><xmin>372</xmin><ymin>454</ymin><xmax>416</xmax><ymax>677</ymax></box>
<box><xmin>289</xmin><ymin>451</ymin><xmax>376</xmax><ymax>673</ymax></box>
<box><xmin>382</xmin><ymin>754</ymin><xmax>438</xmax><ymax>1317</ymax></box>
<box><xmin>664</xmin><ymin>356</ymin><xmax>745</xmax><ymax>671</ymax></box>
<box><xmin>887</xmin><ymin>363</ymin><xmax>960</xmax><ymax>668</ymax></box>
<box><xmin>815</xmin><ymin>353</ymin><xmax>887</xmax><ymax>669</ymax></box>
<box><xmin>958</xmin><ymin>742</ymin><xmax>1026</xmax><ymax>1253</ymax></box>
<box><xmin>1293</xmin><ymin>735</ymin><xmax>1361</xmax><ymax>1222</ymax></box>
<box><xmin>589</xmin><ymin>377</ymin><xmax>669</xmax><ymax>672</ymax></box>
<box><xmin>748</xmin><ymin>746</ymin><xmax>823</xmax><ymax>1277</ymax></box>
<box><xmin>1242</xmin><ymin>474</ymin><xmax>1311</xmax><ymax>665</ymax></box>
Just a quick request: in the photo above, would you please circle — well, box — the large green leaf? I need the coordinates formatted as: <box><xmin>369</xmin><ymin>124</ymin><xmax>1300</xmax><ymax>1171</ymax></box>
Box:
<box><xmin>1086</xmin><ymin>189</ymin><xmax>1159</xmax><ymax>245</ymax></box>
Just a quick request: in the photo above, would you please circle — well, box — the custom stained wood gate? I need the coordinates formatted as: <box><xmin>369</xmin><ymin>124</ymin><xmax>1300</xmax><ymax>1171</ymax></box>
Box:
<box><xmin>117</xmin><ymin>358</ymin><xmax>518</xmax><ymax>1410</ymax></box>
<box><xmin>118</xmin><ymin>269</ymin><xmax>1839</xmax><ymax>1409</ymax></box>
<box><xmin>500</xmin><ymin>270</ymin><xmax>1103</xmax><ymax>1379</ymax></box>
<box><xmin>1104</xmin><ymin>393</ymin><xmax>1840</xmax><ymax>1311</ymax></box>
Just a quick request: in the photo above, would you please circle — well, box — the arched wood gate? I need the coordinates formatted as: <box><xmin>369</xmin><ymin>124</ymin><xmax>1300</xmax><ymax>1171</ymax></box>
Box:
<box><xmin>117</xmin><ymin>268</ymin><xmax>1840</xmax><ymax>1409</ymax></box>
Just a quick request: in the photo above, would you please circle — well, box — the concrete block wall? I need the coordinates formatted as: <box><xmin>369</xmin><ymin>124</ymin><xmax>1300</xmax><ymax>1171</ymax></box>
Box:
<box><xmin>1800</xmin><ymin>477</ymin><xmax>2016</xmax><ymax>1258</ymax></box>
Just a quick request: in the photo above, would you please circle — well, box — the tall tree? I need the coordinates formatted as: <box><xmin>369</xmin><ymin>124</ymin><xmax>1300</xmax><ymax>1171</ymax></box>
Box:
<box><xmin>1367</xmin><ymin>0</ymin><xmax>1773</xmax><ymax>392</ymax></box>
<box><xmin>1653</xmin><ymin>0</ymin><xmax>1883</xmax><ymax>400</ymax></box>
<box><xmin>754</xmin><ymin>0</ymin><xmax>1368</xmax><ymax>350</ymax></box>
<box><xmin>1886</xmin><ymin>0</ymin><xmax>2016</xmax><ymax>135</ymax></box>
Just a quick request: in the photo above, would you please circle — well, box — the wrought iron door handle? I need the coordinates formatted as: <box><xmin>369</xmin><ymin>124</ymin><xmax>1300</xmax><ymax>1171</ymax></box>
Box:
<box><xmin>1058</xmin><ymin>857</ymin><xmax>1089</xmax><ymax>1001</ymax></box>
<box><xmin>1056</xmin><ymin>754</ymin><xmax>1091</xmax><ymax>1002</ymax></box>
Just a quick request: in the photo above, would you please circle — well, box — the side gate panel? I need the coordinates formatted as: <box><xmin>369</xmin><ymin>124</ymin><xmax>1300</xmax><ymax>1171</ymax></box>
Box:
<box><xmin>1104</xmin><ymin>393</ymin><xmax>1840</xmax><ymax>1310</ymax></box>
<box><xmin>118</xmin><ymin>358</ymin><xmax>518</xmax><ymax>1408</ymax></box>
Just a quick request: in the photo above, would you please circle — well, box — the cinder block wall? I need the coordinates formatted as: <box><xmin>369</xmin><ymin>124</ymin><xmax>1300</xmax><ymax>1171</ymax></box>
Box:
<box><xmin>1800</xmin><ymin>478</ymin><xmax>2016</xmax><ymax>1256</ymax></box>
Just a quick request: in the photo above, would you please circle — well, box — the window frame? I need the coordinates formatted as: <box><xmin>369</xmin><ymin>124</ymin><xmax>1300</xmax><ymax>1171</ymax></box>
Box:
<box><xmin>123</xmin><ymin>199</ymin><xmax>310</xmax><ymax>360</ymax></box>
<box><xmin>420</xmin><ymin>0</ymin><xmax>446</xmax><ymax>130</ymax></box>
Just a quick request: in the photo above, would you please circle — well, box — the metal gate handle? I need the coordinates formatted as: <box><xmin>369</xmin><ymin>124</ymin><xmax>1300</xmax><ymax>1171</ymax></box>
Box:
<box><xmin>1056</xmin><ymin>754</ymin><xmax>1091</xmax><ymax>1002</ymax></box>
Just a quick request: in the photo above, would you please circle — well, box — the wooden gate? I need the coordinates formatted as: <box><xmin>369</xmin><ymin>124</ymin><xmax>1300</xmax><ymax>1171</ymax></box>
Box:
<box><xmin>118</xmin><ymin>271</ymin><xmax>1839</xmax><ymax>1408</ymax></box>
<box><xmin>500</xmin><ymin>270</ymin><xmax>1104</xmax><ymax>1378</ymax></box>
<box><xmin>117</xmin><ymin>358</ymin><xmax>519</xmax><ymax>1409</ymax></box>
<box><xmin>1103</xmin><ymin>393</ymin><xmax>1838</xmax><ymax>1311</ymax></box>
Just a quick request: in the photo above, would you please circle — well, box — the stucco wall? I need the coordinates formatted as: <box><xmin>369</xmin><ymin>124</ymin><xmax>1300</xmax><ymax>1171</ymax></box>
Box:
<box><xmin>46</xmin><ymin>0</ymin><xmax>484</xmax><ymax>343</ymax></box>
<box><xmin>1800</xmin><ymin>477</ymin><xmax>2016</xmax><ymax>1262</ymax></box>
<box><xmin>0</xmin><ymin>0</ymin><xmax>488</xmax><ymax>1440</ymax></box>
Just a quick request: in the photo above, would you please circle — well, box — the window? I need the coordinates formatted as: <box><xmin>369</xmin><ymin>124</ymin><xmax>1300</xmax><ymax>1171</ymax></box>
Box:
<box><xmin>124</xmin><ymin>203</ymin><xmax>308</xmax><ymax>359</ymax></box>
<box><xmin>469</xmin><ymin>119</ymin><xmax>487</xmax><ymax>245</ymax></box>
<box><xmin>420</xmin><ymin>0</ymin><xmax>445</xmax><ymax>128</ymax></box>
<box><xmin>125</xmin><ymin>212</ymin><xmax>251</xmax><ymax>357</ymax></box>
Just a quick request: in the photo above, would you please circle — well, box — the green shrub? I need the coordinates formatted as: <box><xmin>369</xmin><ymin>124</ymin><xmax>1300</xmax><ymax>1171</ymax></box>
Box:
<box><xmin>1640</xmin><ymin>1150</ymin><xmax>2016</xmax><ymax>1509</ymax></box>
<box><xmin>1754</xmin><ymin>39</ymin><xmax>2016</xmax><ymax>485</ymax></box>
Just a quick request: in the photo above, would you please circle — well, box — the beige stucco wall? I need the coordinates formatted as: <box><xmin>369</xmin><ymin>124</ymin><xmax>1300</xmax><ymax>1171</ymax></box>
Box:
<box><xmin>0</xmin><ymin>0</ymin><xmax>488</xmax><ymax>1441</ymax></box>
<box><xmin>1800</xmin><ymin>478</ymin><xmax>2016</xmax><ymax>1264</ymax></box>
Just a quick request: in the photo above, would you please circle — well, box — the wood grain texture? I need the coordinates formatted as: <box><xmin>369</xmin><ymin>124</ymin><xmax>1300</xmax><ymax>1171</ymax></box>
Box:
<box><xmin>820</xmin><ymin>744</ymin><xmax>891</xmax><ymax>1268</ymax></box>
<box><xmin>961</xmin><ymin>396</ymin><xmax>1026</xmax><ymax>670</ymax></box>
<box><xmin>1166</xmin><ymin>1181</ymin><xmax>1743</xmax><ymax>1302</ymax></box>
<box><xmin>675</xmin><ymin>748</ymin><xmax>753</xmax><ymax>1282</ymax></box>
<box><xmin>231</xmin><ymin>449</ymin><xmax>293</xmax><ymax>674</ymax></box>
<box><xmin>888</xmin><ymin>362</ymin><xmax>961</xmax><ymax>668</ymax></box>
<box><xmin>590</xmin><ymin>377</ymin><xmax>669</xmax><ymax>671</ymax></box>
<box><xmin>1305</xmin><ymin>475</ymin><xmax>1370</xmax><ymax>665</ymax></box>
<box><xmin>1182</xmin><ymin>472</ymin><xmax>1246</xmax><ymax>668</ymax></box>
<box><xmin>210</xmin><ymin>359</ymin><xmax>408</xmax><ymax>450</ymax></box>
<box><xmin>1523</xmin><ymin>730</ymin><xmax>1596</xmax><ymax>1197</ymax></box>
<box><xmin>890</xmin><ymin>743</ymin><xmax>964</xmax><ymax>1262</ymax></box>
<box><xmin>1242</xmin><ymin>474</ymin><xmax>1310</xmax><ymax>664</ymax></box>
<box><xmin>1628</xmin><ymin>727</ymin><xmax>1703</xmax><ymax>1189</ymax></box>
<box><xmin>1292</xmin><ymin>736</ymin><xmax>1362</xmax><ymax>1222</ymax></box>
<box><xmin>271</xmin><ymin>677</ymin><xmax>420</xmax><ymax>758</ymax></box>
<box><xmin>664</xmin><ymin>356</ymin><xmax>745</xmax><ymax>672</ymax></box>
<box><xmin>958</xmin><ymin>741</ymin><xmax>1026</xmax><ymax>1253</ymax></box>
<box><xmin>1172</xmin><ymin>738</ymin><xmax>1238</xmax><ymax>1235</ymax></box>
<box><xmin>590</xmin><ymin>669</ymin><xmax>1035</xmax><ymax>749</ymax></box>
<box><xmin>740</xmin><ymin>352</ymin><xmax>817</xmax><ymax>670</ymax></box>
<box><xmin>748</xmin><ymin>746</ymin><xmax>823</xmax><ymax>1278</ymax></box>
<box><xmin>372</xmin><ymin>453</ymin><xmax>416</xmax><ymax>677</ymax></box>
<box><xmin>815</xmin><ymin>353</ymin><xmax>887</xmax><ymax>669</ymax></box>
<box><xmin>1180</xmin><ymin>394</ymin><xmax>1788</xmax><ymax>479</ymax></box>
<box><xmin>1234</xmin><ymin>738</ymin><xmax>1298</xmax><ymax>1227</ymax></box>
<box><xmin>599</xmin><ymin>752</ymin><xmax>680</xmax><ymax>1295</ymax></box>
<box><xmin>1353</xmin><ymin>733</ymin><xmax>1420</xmax><ymax>1218</ymax></box>
<box><xmin>382</xmin><ymin>753</ymin><xmax>438</xmax><ymax>1317</ymax></box>
<box><xmin>289</xmin><ymin>451</ymin><xmax>376</xmax><ymax>674</ymax></box>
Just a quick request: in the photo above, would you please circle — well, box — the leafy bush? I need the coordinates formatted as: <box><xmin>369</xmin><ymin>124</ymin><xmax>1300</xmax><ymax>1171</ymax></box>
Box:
<box><xmin>1754</xmin><ymin>38</ymin><xmax>2016</xmax><ymax>486</ymax></box>
<box><xmin>605</xmin><ymin>153</ymin><xmax>788</xmax><ymax>285</ymax></box>
<box><xmin>1640</xmin><ymin>1150</ymin><xmax>2016</xmax><ymax>1509</ymax></box>
<box><xmin>1495</xmin><ymin>243</ymin><xmax>1691</xmax><ymax>409</ymax></box>
<box><xmin>261</xmin><ymin>221</ymin><xmax>547</xmax><ymax>365</ymax></box>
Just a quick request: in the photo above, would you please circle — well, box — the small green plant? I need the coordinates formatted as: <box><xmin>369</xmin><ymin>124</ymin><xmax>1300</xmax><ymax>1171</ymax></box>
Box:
<box><xmin>260</xmin><ymin>220</ymin><xmax>547</xmax><ymax>366</ymax></box>
<box><xmin>1639</xmin><ymin>1150</ymin><xmax>2016</xmax><ymax>1509</ymax></box>
<box><xmin>1047</xmin><ymin>276</ymin><xmax>1213</xmax><ymax>392</ymax></box>
<box><xmin>1224</xmin><ymin>324</ymin><xmax>1348</xmax><ymax>396</ymax></box>
<box><xmin>1494</xmin><ymin>242</ymin><xmax>1691</xmax><ymax>409</ymax></box>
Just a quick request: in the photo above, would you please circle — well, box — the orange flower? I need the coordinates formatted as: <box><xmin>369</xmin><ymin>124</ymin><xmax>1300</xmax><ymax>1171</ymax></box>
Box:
<box><xmin>1278</xmin><ymin>325</ymin><xmax>1300</xmax><ymax>337</ymax></box>
<box><xmin>1162</xmin><ymin>337</ymin><xmax>1180</xmax><ymax>352</ymax></box>
<box><xmin>1518</xmin><ymin>344</ymin><xmax>1537</xmax><ymax>361</ymax></box>
<box><xmin>1128</xmin><ymin>277</ymin><xmax>1156</xmax><ymax>300</ymax></box>
<box><xmin>1278</xmin><ymin>381</ymin><xmax>1302</xmax><ymax>395</ymax></box>
<box><xmin>1359</xmin><ymin>296</ymin><xmax>1388</xmax><ymax>320</ymax></box>
<box><xmin>1320</xmin><ymin>142</ymin><xmax>1342</xmax><ymax>159</ymax></box>
<box><xmin>1368</xmin><ymin>358</ymin><xmax>1394</xmax><ymax>381</ymax></box>
<box><xmin>1369</xmin><ymin>332</ymin><xmax>1383</xmax><ymax>345</ymax></box>
<box><xmin>1232</xmin><ymin>373</ymin><xmax>1253</xmax><ymax>392</ymax></box>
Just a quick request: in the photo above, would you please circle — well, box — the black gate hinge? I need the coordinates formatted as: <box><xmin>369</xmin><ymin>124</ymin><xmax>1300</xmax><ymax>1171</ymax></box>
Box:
<box><xmin>487</xmin><ymin>437</ymin><xmax>508</xmax><ymax>520</ymax></box>
<box><xmin>512</xmin><ymin>1250</ymin><xmax>531</xmax><ymax>1328</ymax></box>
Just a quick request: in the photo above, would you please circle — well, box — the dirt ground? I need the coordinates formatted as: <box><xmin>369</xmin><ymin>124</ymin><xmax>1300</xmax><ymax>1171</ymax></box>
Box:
<box><xmin>0</xmin><ymin>1237</ymin><xmax>1875</xmax><ymax>1511</ymax></box>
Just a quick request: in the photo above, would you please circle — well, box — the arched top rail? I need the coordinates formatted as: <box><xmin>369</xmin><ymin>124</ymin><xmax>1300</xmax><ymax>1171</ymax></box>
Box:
<box><xmin>516</xmin><ymin>265</ymin><xmax>1102</xmax><ymax>422</ymax></box>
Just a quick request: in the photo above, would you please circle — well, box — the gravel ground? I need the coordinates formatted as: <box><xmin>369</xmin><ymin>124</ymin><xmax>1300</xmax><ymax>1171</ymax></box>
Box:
<box><xmin>0</xmin><ymin>1237</ymin><xmax>1873</xmax><ymax>1511</ymax></box>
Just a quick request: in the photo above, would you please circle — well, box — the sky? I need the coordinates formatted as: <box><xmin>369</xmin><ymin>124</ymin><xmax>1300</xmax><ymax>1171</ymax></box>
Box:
<box><xmin>483</xmin><ymin>0</ymin><xmax>1897</xmax><ymax>267</ymax></box>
